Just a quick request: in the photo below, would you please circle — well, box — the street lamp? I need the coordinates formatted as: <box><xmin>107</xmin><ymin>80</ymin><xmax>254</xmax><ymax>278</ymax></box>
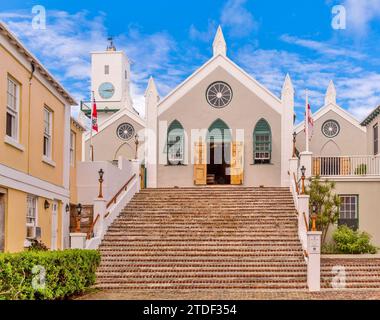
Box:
<box><xmin>98</xmin><ymin>169</ymin><xmax>104</xmax><ymax>198</ymax></box>
<box><xmin>300</xmin><ymin>165</ymin><xmax>306</xmax><ymax>195</ymax></box>
<box><xmin>75</xmin><ymin>203</ymin><xmax>82</xmax><ymax>233</ymax></box>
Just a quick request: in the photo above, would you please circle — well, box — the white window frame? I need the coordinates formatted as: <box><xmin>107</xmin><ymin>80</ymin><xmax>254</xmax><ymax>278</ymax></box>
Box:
<box><xmin>43</xmin><ymin>107</ymin><xmax>53</xmax><ymax>159</ymax></box>
<box><xmin>167</xmin><ymin>132</ymin><xmax>184</xmax><ymax>163</ymax></box>
<box><xmin>6</xmin><ymin>76</ymin><xmax>20</xmax><ymax>141</ymax></box>
<box><xmin>339</xmin><ymin>195</ymin><xmax>358</xmax><ymax>220</ymax></box>
<box><xmin>26</xmin><ymin>195</ymin><xmax>37</xmax><ymax>228</ymax></box>
<box><xmin>70</xmin><ymin>130</ymin><xmax>76</xmax><ymax>167</ymax></box>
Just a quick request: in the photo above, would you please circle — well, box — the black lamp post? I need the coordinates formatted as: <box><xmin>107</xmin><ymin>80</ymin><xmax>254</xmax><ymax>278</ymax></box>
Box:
<box><xmin>300</xmin><ymin>165</ymin><xmax>306</xmax><ymax>195</ymax></box>
<box><xmin>98</xmin><ymin>169</ymin><xmax>104</xmax><ymax>198</ymax></box>
<box><xmin>75</xmin><ymin>203</ymin><xmax>82</xmax><ymax>233</ymax></box>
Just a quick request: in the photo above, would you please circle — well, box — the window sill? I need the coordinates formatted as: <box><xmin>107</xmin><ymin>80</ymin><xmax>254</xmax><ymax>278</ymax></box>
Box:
<box><xmin>250</xmin><ymin>163</ymin><xmax>274</xmax><ymax>166</ymax></box>
<box><xmin>165</xmin><ymin>164</ymin><xmax>188</xmax><ymax>167</ymax></box>
<box><xmin>42</xmin><ymin>155</ymin><xmax>56</xmax><ymax>167</ymax></box>
<box><xmin>4</xmin><ymin>136</ymin><xmax>25</xmax><ymax>152</ymax></box>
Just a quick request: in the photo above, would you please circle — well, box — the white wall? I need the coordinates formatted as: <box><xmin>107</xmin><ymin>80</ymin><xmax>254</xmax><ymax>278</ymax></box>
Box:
<box><xmin>76</xmin><ymin>157</ymin><xmax>133</xmax><ymax>204</ymax></box>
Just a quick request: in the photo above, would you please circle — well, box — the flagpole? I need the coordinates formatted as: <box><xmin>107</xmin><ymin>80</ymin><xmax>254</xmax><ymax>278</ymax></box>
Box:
<box><xmin>305</xmin><ymin>90</ymin><xmax>309</xmax><ymax>152</ymax></box>
<box><xmin>90</xmin><ymin>91</ymin><xmax>94</xmax><ymax>161</ymax></box>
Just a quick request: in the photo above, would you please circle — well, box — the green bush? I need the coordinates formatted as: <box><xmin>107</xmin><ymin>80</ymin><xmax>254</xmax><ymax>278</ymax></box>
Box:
<box><xmin>333</xmin><ymin>225</ymin><xmax>378</xmax><ymax>254</ymax></box>
<box><xmin>0</xmin><ymin>249</ymin><xmax>100</xmax><ymax>300</ymax></box>
<box><xmin>354</xmin><ymin>164</ymin><xmax>367</xmax><ymax>175</ymax></box>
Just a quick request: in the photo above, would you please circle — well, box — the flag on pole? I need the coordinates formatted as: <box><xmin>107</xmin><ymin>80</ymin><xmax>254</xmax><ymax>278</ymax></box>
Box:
<box><xmin>304</xmin><ymin>91</ymin><xmax>314</xmax><ymax>152</ymax></box>
<box><xmin>305</xmin><ymin>103</ymin><xmax>314</xmax><ymax>142</ymax></box>
<box><xmin>91</xmin><ymin>96</ymin><xmax>98</xmax><ymax>133</ymax></box>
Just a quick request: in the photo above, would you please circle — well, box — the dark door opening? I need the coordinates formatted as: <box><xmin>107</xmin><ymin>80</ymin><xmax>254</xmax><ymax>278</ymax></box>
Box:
<box><xmin>207</xmin><ymin>142</ymin><xmax>231</xmax><ymax>185</ymax></box>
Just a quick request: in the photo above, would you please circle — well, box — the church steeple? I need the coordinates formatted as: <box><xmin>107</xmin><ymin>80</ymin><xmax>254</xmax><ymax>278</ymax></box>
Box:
<box><xmin>325</xmin><ymin>80</ymin><xmax>337</xmax><ymax>106</ymax></box>
<box><xmin>213</xmin><ymin>26</ymin><xmax>227</xmax><ymax>57</ymax></box>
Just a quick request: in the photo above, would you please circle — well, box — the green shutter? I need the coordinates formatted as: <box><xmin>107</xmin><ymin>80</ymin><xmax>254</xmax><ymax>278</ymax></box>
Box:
<box><xmin>253</xmin><ymin>119</ymin><xmax>272</xmax><ymax>161</ymax></box>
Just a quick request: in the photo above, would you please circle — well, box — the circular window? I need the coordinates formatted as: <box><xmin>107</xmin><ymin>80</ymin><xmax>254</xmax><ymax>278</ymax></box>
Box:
<box><xmin>322</xmin><ymin>120</ymin><xmax>340</xmax><ymax>138</ymax></box>
<box><xmin>206</xmin><ymin>81</ymin><xmax>233</xmax><ymax>108</ymax></box>
<box><xmin>117</xmin><ymin>123</ymin><xmax>135</xmax><ymax>141</ymax></box>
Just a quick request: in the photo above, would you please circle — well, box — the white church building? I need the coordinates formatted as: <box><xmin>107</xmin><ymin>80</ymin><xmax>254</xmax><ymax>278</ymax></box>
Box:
<box><xmin>83</xmin><ymin>27</ymin><xmax>380</xmax><ymax>245</ymax></box>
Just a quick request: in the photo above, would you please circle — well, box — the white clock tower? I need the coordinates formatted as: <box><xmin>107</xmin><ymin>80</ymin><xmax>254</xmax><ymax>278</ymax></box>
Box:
<box><xmin>90</xmin><ymin>38</ymin><xmax>133</xmax><ymax>124</ymax></box>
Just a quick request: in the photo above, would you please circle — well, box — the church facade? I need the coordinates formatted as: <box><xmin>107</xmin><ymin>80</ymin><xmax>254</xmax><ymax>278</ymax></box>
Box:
<box><xmin>146</xmin><ymin>27</ymin><xmax>294</xmax><ymax>188</ymax></box>
<box><xmin>83</xmin><ymin>27</ymin><xmax>380</xmax><ymax>246</ymax></box>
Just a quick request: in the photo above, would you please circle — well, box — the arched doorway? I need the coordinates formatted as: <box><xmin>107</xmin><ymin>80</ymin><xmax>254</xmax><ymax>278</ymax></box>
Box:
<box><xmin>206</xmin><ymin>119</ymin><xmax>232</xmax><ymax>185</ymax></box>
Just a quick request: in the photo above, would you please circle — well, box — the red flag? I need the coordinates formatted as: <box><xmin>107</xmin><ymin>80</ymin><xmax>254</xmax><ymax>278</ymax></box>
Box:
<box><xmin>305</xmin><ymin>103</ymin><xmax>314</xmax><ymax>141</ymax></box>
<box><xmin>92</xmin><ymin>97</ymin><xmax>98</xmax><ymax>132</ymax></box>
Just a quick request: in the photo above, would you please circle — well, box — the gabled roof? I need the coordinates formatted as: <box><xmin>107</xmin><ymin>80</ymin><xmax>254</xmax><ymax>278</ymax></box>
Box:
<box><xmin>294</xmin><ymin>103</ymin><xmax>366</xmax><ymax>134</ymax></box>
<box><xmin>84</xmin><ymin>107</ymin><xmax>146</xmax><ymax>141</ymax></box>
<box><xmin>361</xmin><ymin>105</ymin><xmax>380</xmax><ymax>126</ymax></box>
<box><xmin>157</xmin><ymin>54</ymin><xmax>282</xmax><ymax>116</ymax></box>
<box><xmin>0</xmin><ymin>22</ymin><xmax>77</xmax><ymax>106</ymax></box>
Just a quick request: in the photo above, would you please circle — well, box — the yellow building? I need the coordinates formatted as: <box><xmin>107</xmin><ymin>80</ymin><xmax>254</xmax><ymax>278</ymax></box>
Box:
<box><xmin>0</xmin><ymin>22</ymin><xmax>77</xmax><ymax>252</ymax></box>
<box><xmin>69</xmin><ymin>117</ymin><xmax>85</xmax><ymax>210</ymax></box>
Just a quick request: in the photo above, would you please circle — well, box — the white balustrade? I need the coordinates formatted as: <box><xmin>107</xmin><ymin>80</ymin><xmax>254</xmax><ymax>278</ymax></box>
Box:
<box><xmin>312</xmin><ymin>156</ymin><xmax>380</xmax><ymax>177</ymax></box>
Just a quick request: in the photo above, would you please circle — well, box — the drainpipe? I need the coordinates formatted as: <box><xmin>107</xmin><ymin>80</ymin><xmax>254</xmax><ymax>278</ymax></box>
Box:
<box><xmin>27</xmin><ymin>61</ymin><xmax>35</xmax><ymax>174</ymax></box>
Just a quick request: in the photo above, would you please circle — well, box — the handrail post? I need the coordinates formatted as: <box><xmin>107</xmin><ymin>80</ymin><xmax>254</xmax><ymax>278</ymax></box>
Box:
<box><xmin>307</xmin><ymin>231</ymin><xmax>322</xmax><ymax>292</ymax></box>
<box><xmin>92</xmin><ymin>197</ymin><xmax>107</xmax><ymax>240</ymax></box>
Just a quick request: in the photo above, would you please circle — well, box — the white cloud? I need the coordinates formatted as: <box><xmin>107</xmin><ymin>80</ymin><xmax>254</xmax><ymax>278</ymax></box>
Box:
<box><xmin>220</xmin><ymin>0</ymin><xmax>258</xmax><ymax>37</ymax></box>
<box><xmin>344</xmin><ymin>0</ymin><xmax>380</xmax><ymax>34</ymax></box>
<box><xmin>189</xmin><ymin>20</ymin><xmax>217</xmax><ymax>42</ymax></box>
<box><xmin>280</xmin><ymin>34</ymin><xmax>366</xmax><ymax>60</ymax></box>
<box><xmin>0</xmin><ymin>10</ymin><xmax>198</xmax><ymax>115</ymax></box>
<box><xmin>234</xmin><ymin>39</ymin><xmax>380</xmax><ymax>121</ymax></box>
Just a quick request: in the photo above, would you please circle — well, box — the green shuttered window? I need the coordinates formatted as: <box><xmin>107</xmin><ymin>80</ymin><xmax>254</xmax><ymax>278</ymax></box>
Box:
<box><xmin>253</xmin><ymin>119</ymin><xmax>272</xmax><ymax>164</ymax></box>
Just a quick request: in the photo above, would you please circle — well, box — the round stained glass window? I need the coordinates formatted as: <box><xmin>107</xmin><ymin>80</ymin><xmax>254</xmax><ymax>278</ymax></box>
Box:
<box><xmin>206</xmin><ymin>81</ymin><xmax>233</xmax><ymax>108</ymax></box>
<box><xmin>117</xmin><ymin>123</ymin><xmax>135</xmax><ymax>141</ymax></box>
<box><xmin>322</xmin><ymin>120</ymin><xmax>340</xmax><ymax>138</ymax></box>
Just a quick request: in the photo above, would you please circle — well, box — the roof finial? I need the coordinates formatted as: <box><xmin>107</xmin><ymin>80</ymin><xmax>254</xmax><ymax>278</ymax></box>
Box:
<box><xmin>325</xmin><ymin>80</ymin><xmax>337</xmax><ymax>106</ymax></box>
<box><xmin>213</xmin><ymin>26</ymin><xmax>227</xmax><ymax>57</ymax></box>
<box><xmin>107</xmin><ymin>36</ymin><xmax>116</xmax><ymax>51</ymax></box>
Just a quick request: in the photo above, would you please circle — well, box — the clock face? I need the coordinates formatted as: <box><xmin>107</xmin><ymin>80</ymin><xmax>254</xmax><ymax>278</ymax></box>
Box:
<box><xmin>98</xmin><ymin>82</ymin><xmax>115</xmax><ymax>99</ymax></box>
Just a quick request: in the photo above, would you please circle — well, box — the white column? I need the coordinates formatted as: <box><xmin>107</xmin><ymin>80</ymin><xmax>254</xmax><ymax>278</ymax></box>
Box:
<box><xmin>299</xmin><ymin>151</ymin><xmax>313</xmax><ymax>181</ymax></box>
<box><xmin>145</xmin><ymin>77</ymin><xmax>159</xmax><ymax>188</ymax></box>
<box><xmin>131</xmin><ymin>159</ymin><xmax>141</xmax><ymax>192</ymax></box>
<box><xmin>307</xmin><ymin>231</ymin><xmax>322</xmax><ymax>292</ymax></box>
<box><xmin>70</xmin><ymin>233</ymin><xmax>87</xmax><ymax>249</ymax></box>
<box><xmin>298</xmin><ymin>194</ymin><xmax>310</xmax><ymax>251</ymax></box>
<box><xmin>93</xmin><ymin>198</ymin><xmax>107</xmax><ymax>239</ymax></box>
<box><xmin>281</xmin><ymin>74</ymin><xmax>294</xmax><ymax>187</ymax></box>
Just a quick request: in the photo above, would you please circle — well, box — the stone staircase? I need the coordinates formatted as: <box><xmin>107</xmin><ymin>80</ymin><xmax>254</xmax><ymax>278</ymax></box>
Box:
<box><xmin>321</xmin><ymin>258</ymin><xmax>380</xmax><ymax>289</ymax></box>
<box><xmin>96</xmin><ymin>187</ymin><xmax>308</xmax><ymax>291</ymax></box>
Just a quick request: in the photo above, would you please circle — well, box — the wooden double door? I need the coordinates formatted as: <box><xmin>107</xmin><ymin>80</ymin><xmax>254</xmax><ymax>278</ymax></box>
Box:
<box><xmin>194</xmin><ymin>141</ymin><xmax>244</xmax><ymax>185</ymax></box>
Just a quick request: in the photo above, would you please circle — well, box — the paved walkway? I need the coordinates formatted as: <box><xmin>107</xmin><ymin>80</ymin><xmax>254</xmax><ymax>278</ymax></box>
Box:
<box><xmin>78</xmin><ymin>289</ymin><xmax>380</xmax><ymax>300</ymax></box>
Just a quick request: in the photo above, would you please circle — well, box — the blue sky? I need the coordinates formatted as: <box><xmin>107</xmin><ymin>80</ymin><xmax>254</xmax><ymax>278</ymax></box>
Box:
<box><xmin>1</xmin><ymin>0</ymin><xmax>380</xmax><ymax>121</ymax></box>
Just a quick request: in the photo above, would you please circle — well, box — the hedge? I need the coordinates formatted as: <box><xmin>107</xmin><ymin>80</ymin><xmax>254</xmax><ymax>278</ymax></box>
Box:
<box><xmin>0</xmin><ymin>249</ymin><xmax>100</xmax><ymax>300</ymax></box>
